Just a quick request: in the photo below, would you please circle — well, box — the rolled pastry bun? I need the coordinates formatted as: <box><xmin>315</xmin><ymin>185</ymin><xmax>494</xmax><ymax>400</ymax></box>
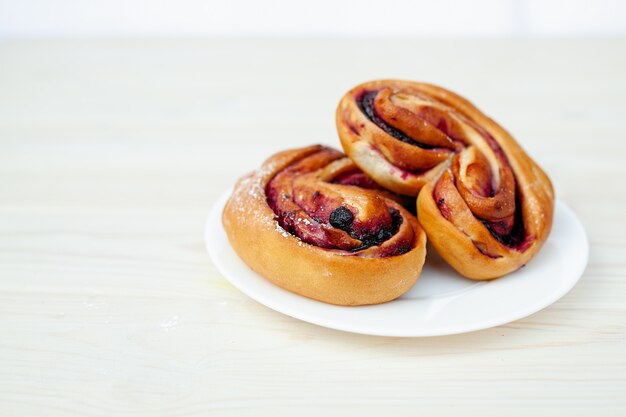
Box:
<box><xmin>336</xmin><ymin>80</ymin><xmax>554</xmax><ymax>280</ymax></box>
<box><xmin>222</xmin><ymin>145</ymin><xmax>426</xmax><ymax>306</ymax></box>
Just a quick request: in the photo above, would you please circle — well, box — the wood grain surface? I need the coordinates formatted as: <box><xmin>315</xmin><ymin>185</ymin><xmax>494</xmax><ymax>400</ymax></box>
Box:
<box><xmin>0</xmin><ymin>39</ymin><xmax>625</xmax><ymax>416</ymax></box>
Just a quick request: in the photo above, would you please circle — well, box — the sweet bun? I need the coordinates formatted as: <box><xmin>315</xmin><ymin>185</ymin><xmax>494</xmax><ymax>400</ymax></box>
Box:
<box><xmin>222</xmin><ymin>145</ymin><xmax>427</xmax><ymax>305</ymax></box>
<box><xmin>336</xmin><ymin>80</ymin><xmax>554</xmax><ymax>279</ymax></box>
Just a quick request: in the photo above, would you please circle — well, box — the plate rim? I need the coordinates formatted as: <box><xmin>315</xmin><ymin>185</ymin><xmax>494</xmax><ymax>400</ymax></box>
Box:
<box><xmin>206</xmin><ymin>189</ymin><xmax>589</xmax><ymax>337</ymax></box>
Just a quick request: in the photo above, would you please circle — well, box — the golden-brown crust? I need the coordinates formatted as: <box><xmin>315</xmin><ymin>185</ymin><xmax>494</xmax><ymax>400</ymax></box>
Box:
<box><xmin>336</xmin><ymin>80</ymin><xmax>554</xmax><ymax>280</ymax></box>
<box><xmin>222</xmin><ymin>145</ymin><xmax>427</xmax><ymax>305</ymax></box>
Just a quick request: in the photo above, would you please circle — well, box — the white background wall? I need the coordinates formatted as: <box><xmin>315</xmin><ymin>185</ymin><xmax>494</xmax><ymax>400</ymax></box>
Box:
<box><xmin>1</xmin><ymin>0</ymin><xmax>625</xmax><ymax>38</ymax></box>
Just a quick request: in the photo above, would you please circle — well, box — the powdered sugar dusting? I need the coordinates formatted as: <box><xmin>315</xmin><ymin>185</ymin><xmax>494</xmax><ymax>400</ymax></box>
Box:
<box><xmin>297</xmin><ymin>217</ymin><xmax>312</xmax><ymax>226</ymax></box>
<box><xmin>226</xmin><ymin>163</ymin><xmax>315</xmax><ymax>251</ymax></box>
<box><xmin>275</xmin><ymin>222</ymin><xmax>290</xmax><ymax>238</ymax></box>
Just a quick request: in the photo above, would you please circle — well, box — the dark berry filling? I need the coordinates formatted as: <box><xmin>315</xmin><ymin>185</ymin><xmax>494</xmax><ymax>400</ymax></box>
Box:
<box><xmin>357</xmin><ymin>91</ymin><xmax>435</xmax><ymax>150</ymax></box>
<box><xmin>329</xmin><ymin>206</ymin><xmax>354</xmax><ymax>231</ymax></box>
<box><xmin>350</xmin><ymin>208</ymin><xmax>403</xmax><ymax>252</ymax></box>
<box><xmin>480</xmin><ymin>189</ymin><xmax>527</xmax><ymax>249</ymax></box>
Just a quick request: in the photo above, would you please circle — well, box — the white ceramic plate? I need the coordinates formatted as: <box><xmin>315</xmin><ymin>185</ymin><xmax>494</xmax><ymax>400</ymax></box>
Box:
<box><xmin>206</xmin><ymin>190</ymin><xmax>588</xmax><ymax>337</ymax></box>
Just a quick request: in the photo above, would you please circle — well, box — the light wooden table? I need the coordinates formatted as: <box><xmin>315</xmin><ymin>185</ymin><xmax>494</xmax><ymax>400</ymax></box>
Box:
<box><xmin>1</xmin><ymin>39</ymin><xmax>625</xmax><ymax>416</ymax></box>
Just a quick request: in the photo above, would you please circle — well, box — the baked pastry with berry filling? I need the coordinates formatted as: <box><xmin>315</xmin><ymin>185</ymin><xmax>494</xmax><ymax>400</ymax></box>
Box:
<box><xmin>222</xmin><ymin>145</ymin><xmax>426</xmax><ymax>305</ymax></box>
<box><xmin>336</xmin><ymin>80</ymin><xmax>554</xmax><ymax>280</ymax></box>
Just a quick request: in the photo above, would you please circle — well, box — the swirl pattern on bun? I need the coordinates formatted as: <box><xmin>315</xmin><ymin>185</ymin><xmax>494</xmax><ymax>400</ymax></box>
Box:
<box><xmin>222</xmin><ymin>145</ymin><xmax>426</xmax><ymax>305</ymax></box>
<box><xmin>336</xmin><ymin>80</ymin><xmax>554</xmax><ymax>279</ymax></box>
